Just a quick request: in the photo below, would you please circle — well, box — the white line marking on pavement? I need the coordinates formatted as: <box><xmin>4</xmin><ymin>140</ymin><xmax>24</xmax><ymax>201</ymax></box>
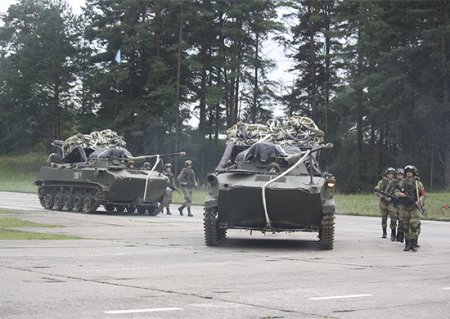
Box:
<box><xmin>309</xmin><ymin>294</ymin><xmax>373</xmax><ymax>301</ymax></box>
<box><xmin>103</xmin><ymin>307</ymin><xmax>183</xmax><ymax>314</ymax></box>
<box><xmin>443</xmin><ymin>287</ymin><xmax>450</xmax><ymax>290</ymax></box>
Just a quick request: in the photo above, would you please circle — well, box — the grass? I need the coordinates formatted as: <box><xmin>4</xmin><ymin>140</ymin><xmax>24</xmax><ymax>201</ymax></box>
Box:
<box><xmin>0</xmin><ymin>211</ymin><xmax>81</xmax><ymax>240</ymax></box>
<box><xmin>335</xmin><ymin>192</ymin><xmax>450</xmax><ymax>221</ymax></box>
<box><xmin>0</xmin><ymin>153</ymin><xmax>44</xmax><ymax>193</ymax></box>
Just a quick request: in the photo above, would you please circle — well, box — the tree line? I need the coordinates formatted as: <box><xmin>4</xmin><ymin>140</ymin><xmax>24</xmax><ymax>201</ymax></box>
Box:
<box><xmin>0</xmin><ymin>0</ymin><xmax>448</xmax><ymax>192</ymax></box>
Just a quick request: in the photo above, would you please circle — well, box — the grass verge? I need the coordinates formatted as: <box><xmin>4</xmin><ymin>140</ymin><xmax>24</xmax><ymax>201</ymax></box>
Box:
<box><xmin>0</xmin><ymin>211</ymin><xmax>81</xmax><ymax>240</ymax></box>
<box><xmin>0</xmin><ymin>153</ymin><xmax>44</xmax><ymax>193</ymax></box>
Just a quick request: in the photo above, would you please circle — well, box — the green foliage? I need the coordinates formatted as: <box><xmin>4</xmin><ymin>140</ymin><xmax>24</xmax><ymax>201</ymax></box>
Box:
<box><xmin>0</xmin><ymin>0</ymin><xmax>79</xmax><ymax>152</ymax></box>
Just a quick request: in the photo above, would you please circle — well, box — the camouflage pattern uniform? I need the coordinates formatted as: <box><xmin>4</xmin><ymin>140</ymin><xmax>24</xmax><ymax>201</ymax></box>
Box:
<box><xmin>157</xmin><ymin>164</ymin><xmax>175</xmax><ymax>215</ymax></box>
<box><xmin>393</xmin><ymin>168</ymin><xmax>405</xmax><ymax>242</ymax></box>
<box><xmin>394</xmin><ymin>165</ymin><xmax>426</xmax><ymax>252</ymax></box>
<box><xmin>177</xmin><ymin>160</ymin><xmax>196</xmax><ymax>217</ymax></box>
<box><xmin>374</xmin><ymin>168</ymin><xmax>395</xmax><ymax>238</ymax></box>
<box><xmin>385</xmin><ymin>179</ymin><xmax>400</xmax><ymax>241</ymax></box>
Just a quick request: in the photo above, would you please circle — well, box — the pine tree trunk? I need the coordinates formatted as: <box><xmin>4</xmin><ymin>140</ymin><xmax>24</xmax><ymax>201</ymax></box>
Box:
<box><xmin>198</xmin><ymin>46</ymin><xmax>207</xmax><ymax>139</ymax></box>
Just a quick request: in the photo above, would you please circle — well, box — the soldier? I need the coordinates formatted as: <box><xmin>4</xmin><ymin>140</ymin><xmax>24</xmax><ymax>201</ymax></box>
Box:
<box><xmin>395</xmin><ymin>165</ymin><xmax>426</xmax><ymax>252</ymax></box>
<box><xmin>157</xmin><ymin>163</ymin><xmax>175</xmax><ymax>215</ymax></box>
<box><xmin>177</xmin><ymin>160</ymin><xmax>197</xmax><ymax>217</ymax></box>
<box><xmin>374</xmin><ymin>167</ymin><xmax>396</xmax><ymax>238</ymax></box>
<box><xmin>385</xmin><ymin>168</ymin><xmax>404</xmax><ymax>242</ymax></box>
<box><xmin>394</xmin><ymin>168</ymin><xmax>405</xmax><ymax>242</ymax></box>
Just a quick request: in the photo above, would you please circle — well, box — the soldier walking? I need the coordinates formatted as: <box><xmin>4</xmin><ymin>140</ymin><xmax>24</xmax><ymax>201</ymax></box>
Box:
<box><xmin>158</xmin><ymin>163</ymin><xmax>175</xmax><ymax>215</ymax></box>
<box><xmin>374</xmin><ymin>167</ymin><xmax>396</xmax><ymax>238</ymax></box>
<box><xmin>395</xmin><ymin>165</ymin><xmax>426</xmax><ymax>252</ymax></box>
<box><xmin>177</xmin><ymin>160</ymin><xmax>197</xmax><ymax>217</ymax></box>
<box><xmin>385</xmin><ymin>168</ymin><xmax>404</xmax><ymax>242</ymax></box>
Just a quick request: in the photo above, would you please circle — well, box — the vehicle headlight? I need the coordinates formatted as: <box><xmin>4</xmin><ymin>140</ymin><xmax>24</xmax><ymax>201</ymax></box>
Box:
<box><xmin>326</xmin><ymin>178</ymin><xmax>336</xmax><ymax>188</ymax></box>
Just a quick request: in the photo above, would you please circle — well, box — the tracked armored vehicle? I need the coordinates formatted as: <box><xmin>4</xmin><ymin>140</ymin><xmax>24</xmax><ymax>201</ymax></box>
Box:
<box><xmin>35</xmin><ymin>130</ymin><xmax>183</xmax><ymax>215</ymax></box>
<box><xmin>204</xmin><ymin>117</ymin><xmax>336</xmax><ymax>249</ymax></box>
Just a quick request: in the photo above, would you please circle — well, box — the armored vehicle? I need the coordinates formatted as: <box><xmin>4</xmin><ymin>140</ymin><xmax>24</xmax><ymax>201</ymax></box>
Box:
<box><xmin>35</xmin><ymin>130</ymin><xmax>184</xmax><ymax>215</ymax></box>
<box><xmin>204</xmin><ymin>117</ymin><xmax>336</xmax><ymax>249</ymax></box>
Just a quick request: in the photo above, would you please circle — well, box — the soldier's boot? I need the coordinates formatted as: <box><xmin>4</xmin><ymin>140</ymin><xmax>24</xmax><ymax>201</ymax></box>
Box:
<box><xmin>390</xmin><ymin>228</ymin><xmax>396</xmax><ymax>241</ymax></box>
<box><xmin>415</xmin><ymin>240</ymin><xmax>420</xmax><ymax>248</ymax></box>
<box><xmin>178</xmin><ymin>205</ymin><xmax>185</xmax><ymax>216</ymax></box>
<box><xmin>403</xmin><ymin>240</ymin><xmax>410</xmax><ymax>251</ymax></box>
<box><xmin>166</xmin><ymin>207</ymin><xmax>171</xmax><ymax>215</ymax></box>
<box><xmin>410</xmin><ymin>239</ymin><xmax>417</xmax><ymax>252</ymax></box>
<box><xmin>187</xmin><ymin>207</ymin><xmax>193</xmax><ymax>217</ymax></box>
<box><xmin>382</xmin><ymin>227</ymin><xmax>387</xmax><ymax>238</ymax></box>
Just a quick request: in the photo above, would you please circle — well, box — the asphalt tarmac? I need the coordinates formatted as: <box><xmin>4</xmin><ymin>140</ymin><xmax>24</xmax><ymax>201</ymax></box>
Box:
<box><xmin>1</xmin><ymin>191</ymin><xmax>450</xmax><ymax>319</ymax></box>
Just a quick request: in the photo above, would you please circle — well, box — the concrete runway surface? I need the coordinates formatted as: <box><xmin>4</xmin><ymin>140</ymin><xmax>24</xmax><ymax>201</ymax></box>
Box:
<box><xmin>1</xmin><ymin>191</ymin><xmax>450</xmax><ymax>319</ymax></box>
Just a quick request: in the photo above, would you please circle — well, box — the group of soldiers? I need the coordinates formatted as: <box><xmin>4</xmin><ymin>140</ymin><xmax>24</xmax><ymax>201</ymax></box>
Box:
<box><xmin>374</xmin><ymin>165</ymin><xmax>426</xmax><ymax>252</ymax></box>
<box><xmin>157</xmin><ymin>160</ymin><xmax>198</xmax><ymax>217</ymax></box>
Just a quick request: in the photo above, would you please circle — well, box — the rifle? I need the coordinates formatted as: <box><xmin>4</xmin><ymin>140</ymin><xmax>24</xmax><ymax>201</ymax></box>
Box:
<box><xmin>181</xmin><ymin>180</ymin><xmax>198</xmax><ymax>189</ymax></box>
<box><xmin>393</xmin><ymin>184</ymin><xmax>428</xmax><ymax>217</ymax></box>
<box><xmin>373</xmin><ymin>189</ymin><xmax>399</xmax><ymax>205</ymax></box>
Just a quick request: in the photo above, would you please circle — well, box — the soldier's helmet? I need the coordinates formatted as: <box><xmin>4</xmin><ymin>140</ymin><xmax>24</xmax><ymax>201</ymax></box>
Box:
<box><xmin>143</xmin><ymin>161</ymin><xmax>151</xmax><ymax>169</ymax></box>
<box><xmin>164</xmin><ymin>163</ymin><xmax>172</xmax><ymax>169</ymax></box>
<box><xmin>185</xmin><ymin>160</ymin><xmax>192</xmax><ymax>166</ymax></box>
<box><xmin>385</xmin><ymin>167</ymin><xmax>395</xmax><ymax>175</ymax></box>
<box><xmin>404</xmin><ymin>165</ymin><xmax>418</xmax><ymax>175</ymax></box>
<box><xmin>396</xmin><ymin>168</ymin><xmax>404</xmax><ymax>175</ymax></box>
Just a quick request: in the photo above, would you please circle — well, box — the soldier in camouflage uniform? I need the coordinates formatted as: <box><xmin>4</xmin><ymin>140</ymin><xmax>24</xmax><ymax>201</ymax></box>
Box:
<box><xmin>394</xmin><ymin>165</ymin><xmax>426</xmax><ymax>252</ymax></box>
<box><xmin>374</xmin><ymin>167</ymin><xmax>396</xmax><ymax>238</ymax></box>
<box><xmin>177</xmin><ymin>160</ymin><xmax>197</xmax><ymax>217</ymax></box>
<box><xmin>385</xmin><ymin>168</ymin><xmax>404</xmax><ymax>242</ymax></box>
<box><xmin>394</xmin><ymin>168</ymin><xmax>405</xmax><ymax>242</ymax></box>
<box><xmin>157</xmin><ymin>163</ymin><xmax>175</xmax><ymax>215</ymax></box>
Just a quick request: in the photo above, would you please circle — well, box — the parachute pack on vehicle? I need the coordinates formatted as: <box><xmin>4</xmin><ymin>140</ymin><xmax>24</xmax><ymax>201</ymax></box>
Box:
<box><xmin>35</xmin><ymin>130</ymin><xmax>184</xmax><ymax>215</ymax></box>
<box><xmin>204</xmin><ymin>117</ymin><xmax>336</xmax><ymax>250</ymax></box>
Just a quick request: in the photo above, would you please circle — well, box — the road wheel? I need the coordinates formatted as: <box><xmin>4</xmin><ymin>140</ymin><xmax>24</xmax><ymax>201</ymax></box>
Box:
<box><xmin>37</xmin><ymin>187</ymin><xmax>45</xmax><ymax>208</ymax></box>
<box><xmin>318</xmin><ymin>214</ymin><xmax>335</xmax><ymax>250</ymax></box>
<box><xmin>104</xmin><ymin>204</ymin><xmax>115</xmax><ymax>212</ymax></box>
<box><xmin>72</xmin><ymin>196</ymin><xmax>82</xmax><ymax>212</ymax></box>
<box><xmin>62</xmin><ymin>195</ymin><xmax>73</xmax><ymax>211</ymax></box>
<box><xmin>115</xmin><ymin>205</ymin><xmax>125</xmax><ymax>213</ymax></box>
<box><xmin>53</xmin><ymin>193</ymin><xmax>64</xmax><ymax>210</ymax></box>
<box><xmin>125</xmin><ymin>205</ymin><xmax>135</xmax><ymax>214</ymax></box>
<box><xmin>82</xmin><ymin>196</ymin><xmax>98</xmax><ymax>214</ymax></box>
<box><xmin>204</xmin><ymin>207</ymin><xmax>226</xmax><ymax>246</ymax></box>
<box><xmin>147</xmin><ymin>205</ymin><xmax>159</xmax><ymax>216</ymax></box>
<box><xmin>136</xmin><ymin>206</ymin><xmax>147</xmax><ymax>215</ymax></box>
<box><xmin>44</xmin><ymin>193</ymin><xmax>54</xmax><ymax>209</ymax></box>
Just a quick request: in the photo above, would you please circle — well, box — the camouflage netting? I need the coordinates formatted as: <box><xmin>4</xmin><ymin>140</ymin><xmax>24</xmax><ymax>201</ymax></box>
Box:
<box><xmin>62</xmin><ymin>129</ymin><xmax>127</xmax><ymax>156</ymax></box>
<box><xmin>226</xmin><ymin>116</ymin><xmax>324</xmax><ymax>146</ymax></box>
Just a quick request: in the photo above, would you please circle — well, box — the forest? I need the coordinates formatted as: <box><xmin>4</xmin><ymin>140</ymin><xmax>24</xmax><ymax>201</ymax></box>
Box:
<box><xmin>0</xmin><ymin>0</ymin><xmax>448</xmax><ymax>192</ymax></box>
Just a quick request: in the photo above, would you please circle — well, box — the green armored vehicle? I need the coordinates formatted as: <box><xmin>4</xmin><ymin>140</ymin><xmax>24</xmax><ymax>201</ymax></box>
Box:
<box><xmin>204</xmin><ymin>117</ymin><xmax>336</xmax><ymax>249</ymax></box>
<box><xmin>35</xmin><ymin>130</ymin><xmax>183</xmax><ymax>215</ymax></box>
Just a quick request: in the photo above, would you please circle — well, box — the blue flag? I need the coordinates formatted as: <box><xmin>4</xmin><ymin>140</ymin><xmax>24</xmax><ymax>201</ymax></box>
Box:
<box><xmin>114</xmin><ymin>49</ymin><xmax>121</xmax><ymax>63</ymax></box>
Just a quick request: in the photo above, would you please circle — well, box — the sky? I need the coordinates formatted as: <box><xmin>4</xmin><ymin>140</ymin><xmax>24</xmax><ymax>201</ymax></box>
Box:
<box><xmin>0</xmin><ymin>0</ymin><xmax>293</xmax><ymax>120</ymax></box>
